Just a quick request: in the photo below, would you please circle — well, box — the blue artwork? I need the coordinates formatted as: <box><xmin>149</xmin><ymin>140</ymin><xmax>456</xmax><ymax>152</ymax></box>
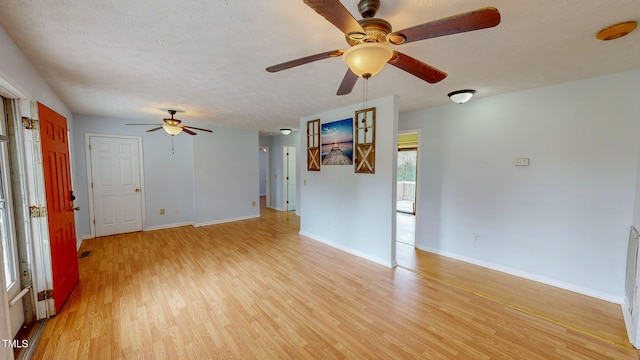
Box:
<box><xmin>321</xmin><ymin>118</ymin><xmax>353</xmax><ymax>165</ymax></box>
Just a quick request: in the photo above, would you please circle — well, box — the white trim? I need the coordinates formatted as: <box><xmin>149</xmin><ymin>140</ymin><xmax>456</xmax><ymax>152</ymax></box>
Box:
<box><xmin>396</xmin><ymin>128</ymin><xmax>420</xmax><ymax>248</ymax></box>
<box><xmin>622</xmin><ymin>297</ymin><xmax>637</xmax><ymax>347</ymax></box>
<box><xmin>259</xmin><ymin>146</ymin><xmax>270</xmax><ymax>209</ymax></box>
<box><xmin>299</xmin><ymin>230</ymin><xmax>395</xmax><ymax>268</ymax></box>
<box><xmin>417</xmin><ymin>244</ymin><xmax>623</xmax><ymax>304</ymax></box>
<box><xmin>193</xmin><ymin>215</ymin><xmax>260</xmax><ymax>228</ymax></box>
<box><xmin>85</xmin><ymin>133</ymin><xmax>145</xmax><ymax>238</ymax></box>
<box><xmin>145</xmin><ymin>222</ymin><xmax>194</xmax><ymax>231</ymax></box>
<box><xmin>0</xmin><ymin>72</ymin><xmax>28</xmax><ymax>99</ymax></box>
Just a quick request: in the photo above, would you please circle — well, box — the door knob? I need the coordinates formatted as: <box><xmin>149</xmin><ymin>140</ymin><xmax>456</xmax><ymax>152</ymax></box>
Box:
<box><xmin>135</xmin><ymin>188</ymin><xmax>140</xmax><ymax>192</ymax></box>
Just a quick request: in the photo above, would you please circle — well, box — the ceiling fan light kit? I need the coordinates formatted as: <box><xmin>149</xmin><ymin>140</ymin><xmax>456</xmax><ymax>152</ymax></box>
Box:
<box><xmin>266</xmin><ymin>0</ymin><xmax>500</xmax><ymax>96</ymax></box>
<box><xmin>162</xmin><ymin>125</ymin><xmax>183</xmax><ymax>135</ymax></box>
<box><xmin>342</xmin><ymin>42</ymin><xmax>393</xmax><ymax>78</ymax></box>
<box><xmin>448</xmin><ymin>89</ymin><xmax>476</xmax><ymax>104</ymax></box>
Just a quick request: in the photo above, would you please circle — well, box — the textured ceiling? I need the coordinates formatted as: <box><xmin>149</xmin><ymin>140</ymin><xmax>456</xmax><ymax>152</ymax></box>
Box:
<box><xmin>0</xmin><ymin>1</ymin><xmax>638</xmax><ymax>134</ymax></box>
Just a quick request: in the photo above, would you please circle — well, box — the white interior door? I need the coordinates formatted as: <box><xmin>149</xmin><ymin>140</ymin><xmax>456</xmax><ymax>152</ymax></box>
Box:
<box><xmin>89</xmin><ymin>135</ymin><xmax>143</xmax><ymax>237</ymax></box>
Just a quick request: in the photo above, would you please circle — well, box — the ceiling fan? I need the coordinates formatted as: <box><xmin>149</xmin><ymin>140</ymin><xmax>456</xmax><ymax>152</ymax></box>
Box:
<box><xmin>127</xmin><ymin>110</ymin><xmax>213</xmax><ymax>136</ymax></box>
<box><xmin>266</xmin><ymin>0</ymin><xmax>501</xmax><ymax>95</ymax></box>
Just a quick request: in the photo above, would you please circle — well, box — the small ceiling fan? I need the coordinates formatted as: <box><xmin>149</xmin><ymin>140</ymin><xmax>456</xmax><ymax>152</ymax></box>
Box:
<box><xmin>127</xmin><ymin>110</ymin><xmax>213</xmax><ymax>136</ymax></box>
<box><xmin>266</xmin><ymin>0</ymin><xmax>501</xmax><ymax>95</ymax></box>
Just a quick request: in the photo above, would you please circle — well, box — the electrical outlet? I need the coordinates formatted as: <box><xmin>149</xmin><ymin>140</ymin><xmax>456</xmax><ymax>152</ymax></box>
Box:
<box><xmin>160</xmin><ymin>209</ymin><xmax>165</xmax><ymax>215</ymax></box>
<box><xmin>514</xmin><ymin>158</ymin><xmax>529</xmax><ymax>166</ymax></box>
<box><xmin>252</xmin><ymin>201</ymin><xmax>256</xmax><ymax>207</ymax></box>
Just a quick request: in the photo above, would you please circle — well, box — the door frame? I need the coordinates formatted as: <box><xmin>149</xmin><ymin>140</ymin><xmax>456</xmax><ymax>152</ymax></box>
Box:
<box><xmin>397</xmin><ymin>129</ymin><xmax>420</xmax><ymax>247</ymax></box>
<box><xmin>5</xmin><ymin>99</ymin><xmax>54</xmax><ymax>320</ymax></box>
<box><xmin>85</xmin><ymin>133</ymin><xmax>145</xmax><ymax>238</ymax></box>
<box><xmin>259</xmin><ymin>147</ymin><xmax>270</xmax><ymax>209</ymax></box>
<box><xmin>0</xmin><ymin>81</ymin><xmax>58</xmax><ymax>323</ymax></box>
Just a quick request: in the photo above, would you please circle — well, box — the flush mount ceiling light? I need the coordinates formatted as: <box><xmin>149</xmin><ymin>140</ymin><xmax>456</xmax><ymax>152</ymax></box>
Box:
<box><xmin>280</xmin><ymin>129</ymin><xmax>292</xmax><ymax>135</ymax></box>
<box><xmin>597</xmin><ymin>21</ymin><xmax>637</xmax><ymax>41</ymax></box>
<box><xmin>448</xmin><ymin>90</ymin><xmax>476</xmax><ymax>104</ymax></box>
<box><xmin>342</xmin><ymin>42</ymin><xmax>394</xmax><ymax>78</ymax></box>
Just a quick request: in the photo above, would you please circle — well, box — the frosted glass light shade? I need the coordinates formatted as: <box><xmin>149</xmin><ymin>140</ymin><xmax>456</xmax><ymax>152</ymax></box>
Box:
<box><xmin>280</xmin><ymin>129</ymin><xmax>292</xmax><ymax>135</ymax></box>
<box><xmin>342</xmin><ymin>42</ymin><xmax>393</xmax><ymax>77</ymax></box>
<box><xmin>163</xmin><ymin>125</ymin><xmax>183</xmax><ymax>135</ymax></box>
<box><xmin>448</xmin><ymin>90</ymin><xmax>476</xmax><ymax>104</ymax></box>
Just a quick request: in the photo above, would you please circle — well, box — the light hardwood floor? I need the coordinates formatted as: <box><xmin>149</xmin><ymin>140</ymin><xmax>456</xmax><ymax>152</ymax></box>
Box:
<box><xmin>31</xmin><ymin>209</ymin><xmax>639</xmax><ymax>359</ymax></box>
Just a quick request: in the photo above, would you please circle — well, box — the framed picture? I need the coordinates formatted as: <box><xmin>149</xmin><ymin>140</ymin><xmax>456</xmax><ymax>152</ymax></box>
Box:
<box><xmin>306</xmin><ymin>119</ymin><xmax>321</xmax><ymax>171</ymax></box>
<box><xmin>321</xmin><ymin>118</ymin><xmax>353</xmax><ymax>165</ymax></box>
<box><xmin>354</xmin><ymin>107</ymin><xmax>375</xmax><ymax>174</ymax></box>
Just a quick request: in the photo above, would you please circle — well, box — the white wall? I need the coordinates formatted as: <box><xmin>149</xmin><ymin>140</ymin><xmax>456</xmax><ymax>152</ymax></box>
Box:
<box><xmin>72</xmin><ymin>115</ymin><xmax>195</xmax><ymax>236</ymax></box>
<box><xmin>401</xmin><ymin>70</ymin><xmax>640</xmax><ymax>301</ymax></box>
<box><xmin>300</xmin><ymin>95</ymin><xmax>398</xmax><ymax>267</ymax></box>
<box><xmin>193</xmin><ymin>126</ymin><xmax>260</xmax><ymax>225</ymax></box>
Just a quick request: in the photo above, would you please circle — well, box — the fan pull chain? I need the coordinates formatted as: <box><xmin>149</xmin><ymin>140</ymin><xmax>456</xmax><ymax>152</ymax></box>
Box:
<box><xmin>362</xmin><ymin>75</ymin><xmax>370</xmax><ymax>128</ymax></box>
<box><xmin>171</xmin><ymin>135</ymin><xmax>175</xmax><ymax>155</ymax></box>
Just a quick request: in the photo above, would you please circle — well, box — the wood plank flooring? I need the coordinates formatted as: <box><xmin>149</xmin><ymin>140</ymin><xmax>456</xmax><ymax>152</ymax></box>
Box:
<box><xmin>31</xmin><ymin>209</ymin><xmax>638</xmax><ymax>359</ymax></box>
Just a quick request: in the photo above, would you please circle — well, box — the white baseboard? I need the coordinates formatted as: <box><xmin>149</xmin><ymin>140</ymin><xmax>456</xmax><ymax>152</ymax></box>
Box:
<box><xmin>299</xmin><ymin>231</ymin><xmax>394</xmax><ymax>268</ymax></box>
<box><xmin>194</xmin><ymin>214</ymin><xmax>260</xmax><ymax>227</ymax></box>
<box><xmin>144</xmin><ymin>222</ymin><xmax>194</xmax><ymax>231</ymax></box>
<box><xmin>622</xmin><ymin>297</ymin><xmax>636</xmax><ymax>348</ymax></box>
<box><xmin>77</xmin><ymin>234</ymin><xmax>93</xmax><ymax>250</ymax></box>
<box><xmin>418</xmin><ymin>245</ymin><xmax>623</xmax><ymax>304</ymax></box>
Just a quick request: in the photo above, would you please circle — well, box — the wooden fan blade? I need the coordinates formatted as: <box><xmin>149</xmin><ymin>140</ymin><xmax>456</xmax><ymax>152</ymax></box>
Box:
<box><xmin>303</xmin><ymin>0</ymin><xmax>365</xmax><ymax>36</ymax></box>
<box><xmin>391</xmin><ymin>7</ymin><xmax>500</xmax><ymax>44</ymax></box>
<box><xmin>126</xmin><ymin>123</ymin><xmax>163</xmax><ymax>126</ymax></box>
<box><xmin>388</xmin><ymin>51</ymin><xmax>447</xmax><ymax>84</ymax></box>
<box><xmin>184</xmin><ymin>126</ymin><xmax>212</xmax><ymax>133</ymax></box>
<box><xmin>182</xmin><ymin>128</ymin><xmax>197</xmax><ymax>136</ymax></box>
<box><xmin>266</xmin><ymin>50</ymin><xmax>344</xmax><ymax>72</ymax></box>
<box><xmin>337</xmin><ymin>69</ymin><xmax>358</xmax><ymax>95</ymax></box>
<box><xmin>146</xmin><ymin>127</ymin><xmax>163</xmax><ymax>132</ymax></box>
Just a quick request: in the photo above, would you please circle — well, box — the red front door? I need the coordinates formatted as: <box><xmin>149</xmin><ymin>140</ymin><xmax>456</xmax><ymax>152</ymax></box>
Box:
<box><xmin>38</xmin><ymin>102</ymin><xmax>79</xmax><ymax>313</ymax></box>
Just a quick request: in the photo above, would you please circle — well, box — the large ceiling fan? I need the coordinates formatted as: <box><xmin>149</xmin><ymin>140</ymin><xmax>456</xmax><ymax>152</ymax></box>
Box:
<box><xmin>266</xmin><ymin>0</ymin><xmax>501</xmax><ymax>95</ymax></box>
<box><xmin>127</xmin><ymin>110</ymin><xmax>212</xmax><ymax>136</ymax></box>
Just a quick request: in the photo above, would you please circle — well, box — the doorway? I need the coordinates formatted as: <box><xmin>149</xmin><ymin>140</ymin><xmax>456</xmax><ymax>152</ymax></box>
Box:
<box><xmin>283</xmin><ymin>145</ymin><xmax>296</xmax><ymax>212</ymax></box>
<box><xmin>396</xmin><ymin>131</ymin><xmax>418</xmax><ymax>247</ymax></box>
<box><xmin>259</xmin><ymin>147</ymin><xmax>270</xmax><ymax>209</ymax></box>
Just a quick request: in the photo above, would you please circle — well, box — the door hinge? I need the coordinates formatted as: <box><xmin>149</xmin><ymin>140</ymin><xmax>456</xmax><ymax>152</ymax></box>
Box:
<box><xmin>21</xmin><ymin>116</ymin><xmax>38</xmax><ymax>130</ymax></box>
<box><xmin>37</xmin><ymin>289</ymin><xmax>53</xmax><ymax>301</ymax></box>
<box><xmin>29</xmin><ymin>206</ymin><xmax>47</xmax><ymax>218</ymax></box>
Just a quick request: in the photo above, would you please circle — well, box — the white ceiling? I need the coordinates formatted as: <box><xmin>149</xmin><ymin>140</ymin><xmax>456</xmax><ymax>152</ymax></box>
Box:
<box><xmin>0</xmin><ymin>1</ymin><xmax>638</xmax><ymax>134</ymax></box>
